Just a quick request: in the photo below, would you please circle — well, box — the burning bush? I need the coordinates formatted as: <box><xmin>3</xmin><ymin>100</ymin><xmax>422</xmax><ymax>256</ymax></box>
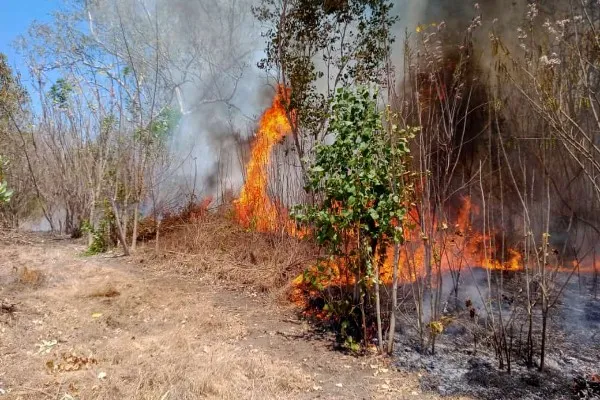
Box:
<box><xmin>292</xmin><ymin>87</ymin><xmax>415</xmax><ymax>352</ymax></box>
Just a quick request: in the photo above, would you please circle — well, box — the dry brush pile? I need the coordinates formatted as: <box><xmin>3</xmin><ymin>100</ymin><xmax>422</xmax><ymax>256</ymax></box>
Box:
<box><xmin>149</xmin><ymin>203</ymin><xmax>320</xmax><ymax>297</ymax></box>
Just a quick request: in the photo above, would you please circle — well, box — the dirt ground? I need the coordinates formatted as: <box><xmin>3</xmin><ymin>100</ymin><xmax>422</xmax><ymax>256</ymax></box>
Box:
<box><xmin>0</xmin><ymin>234</ymin><xmax>466</xmax><ymax>400</ymax></box>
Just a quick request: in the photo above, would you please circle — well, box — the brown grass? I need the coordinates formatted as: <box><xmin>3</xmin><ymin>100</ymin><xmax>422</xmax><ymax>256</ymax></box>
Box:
<box><xmin>72</xmin><ymin>287</ymin><xmax>311</xmax><ymax>400</ymax></box>
<box><xmin>17</xmin><ymin>266</ymin><xmax>44</xmax><ymax>286</ymax></box>
<box><xmin>0</xmin><ymin>232</ymin><xmax>460</xmax><ymax>400</ymax></box>
<box><xmin>155</xmin><ymin>207</ymin><xmax>319</xmax><ymax>298</ymax></box>
<box><xmin>1</xmin><ymin>242</ymin><xmax>313</xmax><ymax>400</ymax></box>
<box><xmin>87</xmin><ymin>284</ymin><xmax>121</xmax><ymax>298</ymax></box>
<box><xmin>84</xmin><ymin>342</ymin><xmax>311</xmax><ymax>400</ymax></box>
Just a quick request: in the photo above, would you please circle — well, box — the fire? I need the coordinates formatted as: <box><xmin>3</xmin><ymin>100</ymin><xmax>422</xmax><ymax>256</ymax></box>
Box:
<box><xmin>380</xmin><ymin>197</ymin><xmax>536</xmax><ymax>285</ymax></box>
<box><xmin>234</xmin><ymin>86</ymin><xmax>301</xmax><ymax>235</ymax></box>
<box><xmin>425</xmin><ymin>197</ymin><xmax>524</xmax><ymax>274</ymax></box>
<box><xmin>295</xmin><ymin>195</ymin><xmax>595</xmax><ymax>302</ymax></box>
<box><xmin>232</xmin><ymin>89</ymin><xmax>596</xmax><ymax>306</ymax></box>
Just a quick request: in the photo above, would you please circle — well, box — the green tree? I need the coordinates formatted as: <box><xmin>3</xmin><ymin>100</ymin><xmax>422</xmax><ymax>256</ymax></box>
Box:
<box><xmin>293</xmin><ymin>87</ymin><xmax>415</xmax><ymax>350</ymax></box>
<box><xmin>48</xmin><ymin>78</ymin><xmax>73</xmax><ymax>109</ymax></box>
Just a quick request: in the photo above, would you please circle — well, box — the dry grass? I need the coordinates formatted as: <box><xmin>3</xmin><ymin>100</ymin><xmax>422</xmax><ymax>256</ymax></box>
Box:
<box><xmin>84</xmin><ymin>342</ymin><xmax>310</xmax><ymax>400</ymax></box>
<box><xmin>1</xmin><ymin>245</ymin><xmax>312</xmax><ymax>400</ymax></box>
<box><xmin>70</xmin><ymin>293</ymin><xmax>310</xmax><ymax>400</ymax></box>
<box><xmin>17</xmin><ymin>266</ymin><xmax>44</xmax><ymax>286</ymax></box>
<box><xmin>86</xmin><ymin>284</ymin><xmax>121</xmax><ymax>298</ymax></box>
<box><xmin>0</xmin><ymin>234</ymin><xmax>463</xmax><ymax>400</ymax></box>
<box><xmin>155</xmin><ymin>209</ymin><xmax>319</xmax><ymax>297</ymax></box>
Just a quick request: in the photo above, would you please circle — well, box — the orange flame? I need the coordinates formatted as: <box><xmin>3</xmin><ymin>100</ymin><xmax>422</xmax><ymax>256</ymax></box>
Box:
<box><xmin>234</xmin><ymin>86</ymin><xmax>302</xmax><ymax>236</ymax></box>
<box><xmin>294</xmin><ymin>195</ymin><xmax>598</xmax><ymax>306</ymax></box>
<box><xmin>231</xmin><ymin>89</ymin><xmax>597</xmax><ymax>309</ymax></box>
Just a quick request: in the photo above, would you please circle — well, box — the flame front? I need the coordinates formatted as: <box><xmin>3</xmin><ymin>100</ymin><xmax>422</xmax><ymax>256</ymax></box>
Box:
<box><xmin>293</xmin><ymin>196</ymin><xmax>597</xmax><ymax>307</ymax></box>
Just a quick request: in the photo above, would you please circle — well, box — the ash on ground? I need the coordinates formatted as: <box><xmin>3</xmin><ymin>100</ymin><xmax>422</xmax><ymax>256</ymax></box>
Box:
<box><xmin>392</xmin><ymin>272</ymin><xmax>600</xmax><ymax>400</ymax></box>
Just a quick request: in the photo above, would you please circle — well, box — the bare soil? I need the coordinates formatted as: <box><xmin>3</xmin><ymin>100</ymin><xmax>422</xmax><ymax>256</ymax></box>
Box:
<box><xmin>0</xmin><ymin>234</ymin><xmax>465</xmax><ymax>400</ymax></box>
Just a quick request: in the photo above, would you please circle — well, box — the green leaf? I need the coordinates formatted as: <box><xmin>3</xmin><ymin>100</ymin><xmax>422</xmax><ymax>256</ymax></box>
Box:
<box><xmin>369</xmin><ymin>209</ymin><xmax>379</xmax><ymax>221</ymax></box>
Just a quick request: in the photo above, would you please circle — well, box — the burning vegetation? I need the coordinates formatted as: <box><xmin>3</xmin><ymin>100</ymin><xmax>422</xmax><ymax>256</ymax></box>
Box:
<box><xmin>222</xmin><ymin>0</ymin><xmax>600</xmax><ymax>397</ymax></box>
<box><xmin>2</xmin><ymin>0</ymin><xmax>600</xmax><ymax>398</ymax></box>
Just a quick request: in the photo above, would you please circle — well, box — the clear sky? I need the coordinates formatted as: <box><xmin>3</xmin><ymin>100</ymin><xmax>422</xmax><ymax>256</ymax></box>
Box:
<box><xmin>0</xmin><ymin>0</ymin><xmax>58</xmax><ymax>76</ymax></box>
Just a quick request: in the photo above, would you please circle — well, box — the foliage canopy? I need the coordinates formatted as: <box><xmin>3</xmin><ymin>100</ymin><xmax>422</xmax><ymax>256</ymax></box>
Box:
<box><xmin>294</xmin><ymin>87</ymin><xmax>414</xmax><ymax>259</ymax></box>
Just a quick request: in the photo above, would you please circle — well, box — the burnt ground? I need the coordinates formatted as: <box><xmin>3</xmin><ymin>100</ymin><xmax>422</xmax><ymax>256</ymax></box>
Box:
<box><xmin>391</xmin><ymin>269</ymin><xmax>600</xmax><ymax>400</ymax></box>
<box><xmin>0</xmin><ymin>233</ymin><xmax>468</xmax><ymax>400</ymax></box>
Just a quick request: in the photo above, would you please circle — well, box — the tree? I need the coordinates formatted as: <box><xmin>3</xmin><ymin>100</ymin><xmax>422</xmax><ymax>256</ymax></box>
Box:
<box><xmin>293</xmin><ymin>86</ymin><xmax>414</xmax><ymax>350</ymax></box>
<box><xmin>0</xmin><ymin>54</ymin><xmax>20</xmax><ymax>206</ymax></box>
<box><xmin>0</xmin><ymin>53</ymin><xmax>33</xmax><ymax>222</ymax></box>
<box><xmin>488</xmin><ymin>1</ymin><xmax>600</xmax><ymax>372</ymax></box>
<box><xmin>0</xmin><ymin>156</ymin><xmax>13</xmax><ymax>204</ymax></box>
<box><xmin>253</xmin><ymin>0</ymin><xmax>397</xmax><ymax>179</ymax></box>
<box><xmin>84</xmin><ymin>0</ymin><xmax>253</xmax><ymax>251</ymax></box>
<box><xmin>7</xmin><ymin>0</ymin><xmax>252</xmax><ymax>248</ymax></box>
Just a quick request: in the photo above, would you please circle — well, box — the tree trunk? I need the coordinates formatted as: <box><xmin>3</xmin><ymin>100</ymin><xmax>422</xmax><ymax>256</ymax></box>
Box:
<box><xmin>375</xmin><ymin>257</ymin><xmax>383</xmax><ymax>353</ymax></box>
<box><xmin>360</xmin><ymin>289</ymin><xmax>368</xmax><ymax>348</ymax></box>
<box><xmin>527</xmin><ymin>310</ymin><xmax>534</xmax><ymax>368</ymax></box>
<box><xmin>88</xmin><ymin>192</ymin><xmax>96</xmax><ymax>247</ymax></box>
<box><xmin>539</xmin><ymin>305</ymin><xmax>548</xmax><ymax>372</ymax></box>
<box><xmin>131</xmin><ymin>202</ymin><xmax>139</xmax><ymax>252</ymax></box>
<box><xmin>387</xmin><ymin>244</ymin><xmax>400</xmax><ymax>354</ymax></box>
<box><xmin>594</xmin><ymin>249</ymin><xmax>598</xmax><ymax>300</ymax></box>
<box><xmin>122</xmin><ymin>205</ymin><xmax>129</xmax><ymax>245</ymax></box>
<box><xmin>110</xmin><ymin>199</ymin><xmax>130</xmax><ymax>256</ymax></box>
<box><xmin>155</xmin><ymin>219</ymin><xmax>160</xmax><ymax>252</ymax></box>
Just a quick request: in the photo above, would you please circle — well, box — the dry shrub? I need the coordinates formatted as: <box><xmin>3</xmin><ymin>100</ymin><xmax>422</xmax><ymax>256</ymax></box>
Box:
<box><xmin>138</xmin><ymin>197</ymin><xmax>214</xmax><ymax>241</ymax></box>
<box><xmin>157</xmin><ymin>205</ymin><xmax>319</xmax><ymax>296</ymax></box>
<box><xmin>17</xmin><ymin>266</ymin><xmax>44</xmax><ymax>286</ymax></box>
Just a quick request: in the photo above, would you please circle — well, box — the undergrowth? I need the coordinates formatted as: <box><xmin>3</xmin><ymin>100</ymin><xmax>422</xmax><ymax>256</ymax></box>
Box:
<box><xmin>81</xmin><ymin>220</ymin><xmax>108</xmax><ymax>255</ymax></box>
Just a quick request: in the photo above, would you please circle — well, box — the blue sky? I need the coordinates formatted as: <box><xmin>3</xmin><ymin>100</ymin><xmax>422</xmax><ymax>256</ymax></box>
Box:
<box><xmin>0</xmin><ymin>0</ymin><xmax>58</xmax><ymax>75</ymax></box>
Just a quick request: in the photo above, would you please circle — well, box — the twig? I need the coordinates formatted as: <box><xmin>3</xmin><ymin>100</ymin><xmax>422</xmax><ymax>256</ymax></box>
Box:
<box><xmin>159</xmin><ymin>390</ymin><xmax>171</xmax><ymax>400</ymax></box>
<box><xmin>1</xmin><ymin>302</ymin><xmax>16</xmax><ymax>313</ymax></box>
<box><xmin>54</xmin><ymin>378</ymin><xmax>64</xmax><ymax>400</ymax></box>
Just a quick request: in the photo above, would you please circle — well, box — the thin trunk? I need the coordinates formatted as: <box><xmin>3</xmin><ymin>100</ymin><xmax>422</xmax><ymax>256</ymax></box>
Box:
<box><xmin>88</xmin><ymin>192</ymin><xmax>96</xmax><ymax>247</ymax></box>
<box><xmin>110</xmin><ymin>199</ymin><xmax>130</xmax><ymax>256</ymax></box>
<box><xmin>360</xmin><ymin>289</ymin><xmax>368</xmax><ymax>348</ymax></box>
<box><xmin>387</xmin><ymin>244</ymin><xmax>400</xmax><ymax>354</ymax></box>
<box><xmin>527</xmin><ymin>311</ymin><xmax>534</xmax><ymax>367</ymax></box>
<box><xmin>122</xmin><ymin>204</ymin><xmax>129</xmax><ymax>245</ymax></box>
<box><xmin>539</xmin><ymin>178</ymin><xmax>551</xmax><ymax>372</ymax></box>
<box><xmin>374</xmin><ymin>254</ymin><xmax>383</xmax><ymax>353</ymax></box>
<box><xmin>155</xmin><ymin>219</ymin><xmax>160</xmax><ymax>252</ymax></box>
<box><xmin>594</xmin><ymin>248</ymin><xmax>598</xmax><ymax>300</ymax></box>
<box><xmin>539</xmin><ymin>311</ymin><xmax>548</xmax><ymax>372</ymax></box>
<box><xmin>131</xmin><ymin>202</ymin><xmax>139</xmax><ymax>252</ymax></box>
